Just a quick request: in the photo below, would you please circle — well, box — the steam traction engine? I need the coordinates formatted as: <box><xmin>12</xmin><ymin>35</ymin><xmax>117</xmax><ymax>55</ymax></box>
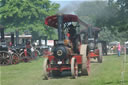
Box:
<box><xmin>0</xmin><ymin>25</ymin><xmax>12</xmax><ymax>65</ymax></box>
<box><xmin>0</xmin><ymin>25</ymin><xmax>20</xmax><ymax>65</ymax></box>
<box><xmin>80</xmin><ymin>22</ymin><xmax>103</xmax><ymax>63</ymax></box>
<box><xmin>43</xmin><ymin>14</ymin><xmax>90</xmax><ymax>79</ymax></box>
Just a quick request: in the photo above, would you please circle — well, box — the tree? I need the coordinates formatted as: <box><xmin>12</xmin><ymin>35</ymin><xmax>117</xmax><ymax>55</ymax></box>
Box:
<box><xmin>75</xmin><ymin>0</ymin><xmax>128</xmax><ymax>42</ymax></box>
<box><xmin>0</xmin><ymin>0</ymin><xmax>60</xmax><ymax>40</ymax></box>
<box><xmin>116</xmin><ymin>0</ymin><xmax>128</xmax><ymax>32</ymax></box>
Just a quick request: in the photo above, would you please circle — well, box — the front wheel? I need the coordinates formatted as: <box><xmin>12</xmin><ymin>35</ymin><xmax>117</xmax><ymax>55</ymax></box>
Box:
<box><xmin>12</xmin><ymin>53</ymin><xmax>19</xmax><ymax>64</ymax></box>
<box><xmin>71</xmin><ymin>57</ymin><xmax>78</xmax><ymax>79</ymax></box>
<box><xmin>43</xmin><ymin>58</ymin><xmax>51</xmax><ymax>80</ymax></box>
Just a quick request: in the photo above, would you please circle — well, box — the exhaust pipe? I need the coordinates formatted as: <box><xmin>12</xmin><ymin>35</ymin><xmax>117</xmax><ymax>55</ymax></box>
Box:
<box><xmin>39</xmin><ymin>37</ymin><xmax>42</xmax><ymax>46</ymax></box>
<box><xmin>57</xmin><ymin>14</ymin><xmax>63</xmax><ymax>41</ymax></box>
<box><xmin>0</xmin><ymin>25</ymin><xmax>5</xmax><ymax>42</ymax></box>
<box><xmin>11</xmin><ymin>32</ymin><xmax>14</xmax><ymax>45</ymax></box>
<box><xmin>15</xmin><ymin>30</ymin><xmax>19</xmax><ymax>46</ymax></box>
<box><xmin>44</xmin><ymin>36</ymin><xmax>47</xmax><ymax>46</ymax></box>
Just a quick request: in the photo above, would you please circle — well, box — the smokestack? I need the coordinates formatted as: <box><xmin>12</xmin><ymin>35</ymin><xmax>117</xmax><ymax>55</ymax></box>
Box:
<box><xmin>15</xmin><ymin>30</ymin><xmax>19</xmax><ymax>46</ymax></box>
<box><xmin>57</xmin><ymin>14</ymin><xmax>63</xmax><ymax>41</ymax></box>
<box><xmin>22</xmin><ymin>39</ymin><xmax>25</xmax><ymax>44</ymax></box>
<box><xmin>44</xmin><ymin>36</ymin><xmax>47</xmax><ymax>46</ymax></box>
<box><xmin>88</xmin><ymin>25</ymin><xmax>93</xmax><ymax>38</ymax></box>
<box><xmin>39</xmin><ymin>37</ymin><xmax>42</xmax><ymax>46</ymax></box>
<box><xmin>0</xmin><ymin>25</ymin><xmax>5</xmax><ymax>42</ymax></box>
<box><xmin>11</xmin><ymin>32</ymin><xmax>14</xmax><ymax>45</ymax></box>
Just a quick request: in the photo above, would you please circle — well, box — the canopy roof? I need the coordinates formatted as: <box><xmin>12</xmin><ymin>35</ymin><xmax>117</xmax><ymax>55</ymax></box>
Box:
<box><xmin>45</xmin><ymin>14</ymin><xmax>79</xmax><ymax>28</ymax></box>
<box><xmin>44</xmin><ymin>14</ymin><xmax>101</xmax><ymax>32</ymax></box>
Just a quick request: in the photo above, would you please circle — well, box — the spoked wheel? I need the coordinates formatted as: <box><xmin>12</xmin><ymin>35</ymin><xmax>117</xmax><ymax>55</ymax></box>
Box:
<box><xmin>97</xmin><ymin>43</ymin><xmax>103</xmax><ymax>63</ymax></box>
<box><xmin>71</xmin><ymin>57</ymin><xmax>78</xmax><ymax>79</ymax></box>
<box><xmin>12</xmin><ymin>53</ymin><xmax>19</xmax><ymax>64</ymax></box>
<box><xmin>0</xmin><ymin>51</ymin><xmax>12</xmax><ymax>65</ymax></box>
<box><xmin>20</xmin><ymin>52</ymin><xmax>31</xmax><ymax>62</ymax></box>
<box><xmin>80</xmin><ymin>44</ymin><xmax>90</xmax><ymax>75</ymax></box>
<box><xmin>43</xmin><ymin>58</ymin><xmax>51</xmax><ymax>80</ymax></box>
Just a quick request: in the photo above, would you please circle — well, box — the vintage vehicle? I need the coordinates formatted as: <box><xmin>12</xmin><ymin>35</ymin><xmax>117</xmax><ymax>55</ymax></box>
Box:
<box><xmin>0</xmin><ymin>25</ymin><xmax>20</xmax><ymax>65</ymax></box>
<box><xmin>80</xmin><ymin>23</ymin><xmax>103</xmax><ymax>63</ymax></box>
<box><xmin>0</xmin><ymin>25</ymin><xmax>12</xmax><ymax>65</ymax></box>
<box><xmin>43</xmin><ymin>14</ymin><xmax>90</xmax><ymax>79</ymax></box>
<box><xmin>7</xmin><ymin>31</ymin><xmax>31</xmax><ymax>63</ymax></box>
<box><xmin>9</xmin><ymin>32</ymin><xmax>20</xmax><ymax>64</ymax></box>
<box><xmin>13</xmin><ymin>31</ymin><xmax>38</xmax><ymax>62</ymax></box>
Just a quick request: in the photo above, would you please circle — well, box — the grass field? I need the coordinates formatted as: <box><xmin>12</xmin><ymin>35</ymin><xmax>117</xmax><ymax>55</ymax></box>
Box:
<box><xmin>0</xmin><ymin>55</ymin><xmax>128</xmax><ymax>85</ymax></box>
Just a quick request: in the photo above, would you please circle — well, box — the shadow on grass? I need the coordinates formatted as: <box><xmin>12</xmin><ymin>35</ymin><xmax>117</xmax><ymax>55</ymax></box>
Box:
<box><xmin>42</xmin><ymin>71</ymin><xmax>88</xmax><ymax>80</ymax></box>
<box><xmin>104</xmin><ymin>80</ymin><xmax>128</xmax><ymax>85</ymax></box>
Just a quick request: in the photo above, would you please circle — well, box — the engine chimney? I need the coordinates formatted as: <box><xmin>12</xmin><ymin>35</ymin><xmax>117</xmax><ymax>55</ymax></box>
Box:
<box><xmin>11</xmin><ymin>32</ymin><xmax>14</xmax><ymax>45</ymax></box>
<box><xmin>44</xmin><ymin>36</ymin><xmax>47</xmax><ymax>46</ymax></box>
<box><xmin>57</xmin><ymin>14</ymin><xmax>63</xmax><ymax>41</ymax></box>
<box><xmin>0</xmin><ymin>25</ymin><xmax>5</xmax><ymax>42</ymax></box>
<box><xmin>15</xmin><ymin>30</ymin><xmax>19</xmax><ymax>46</ymax></box>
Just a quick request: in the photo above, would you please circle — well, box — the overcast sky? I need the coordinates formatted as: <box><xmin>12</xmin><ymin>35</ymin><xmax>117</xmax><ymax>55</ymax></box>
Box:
<box><xmin>51</xmin><ymin>0</ymin><xmax>108</xmax><ymax>9</ymax></box>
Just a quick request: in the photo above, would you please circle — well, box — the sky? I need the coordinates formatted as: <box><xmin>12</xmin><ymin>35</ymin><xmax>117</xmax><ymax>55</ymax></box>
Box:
<box><xmin>51</xmin><ymin>0</ymin><xmax>108</xmax><ymax>9</ymax></box>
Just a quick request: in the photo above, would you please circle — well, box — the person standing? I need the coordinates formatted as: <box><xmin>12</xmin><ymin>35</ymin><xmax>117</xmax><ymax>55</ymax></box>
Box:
<box><xmin>117</xmin><ymin>42</ymin><xmax>121</xmax><ymax>56</ymax></box>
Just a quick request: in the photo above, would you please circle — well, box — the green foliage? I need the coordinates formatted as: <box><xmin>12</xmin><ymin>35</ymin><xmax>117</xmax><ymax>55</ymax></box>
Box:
<box><xmin>0</xmin><ymin>0</ymin><xmax>59</xmax><ymax>40</ymax></box>
<box><xmin>98</xmin><ymin>27</ymin><xmax>114</xmax><ymax>42</ymax></box>
<box><xmin>75</xmin><ymin>0</ymin><xmax>128</xmax><ymax>42</ymax></box>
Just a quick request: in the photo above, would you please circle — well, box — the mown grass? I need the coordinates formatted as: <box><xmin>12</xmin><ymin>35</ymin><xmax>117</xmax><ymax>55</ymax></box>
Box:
<box><xmin>0</xmin><ymin>55</ymin><xmax>128</xmax><ymax>85</ymax></box>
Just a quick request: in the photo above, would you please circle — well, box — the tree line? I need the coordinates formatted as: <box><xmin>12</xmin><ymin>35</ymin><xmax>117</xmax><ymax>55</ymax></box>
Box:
<box><xmin>0</xmin><ymin>0</ymin><xmax>59</xmax><ymax>40</ymax></box>
<box><xmin>75</xmin><ymin>0</ymin><xmax>128</xmax><ymax>43</ymax></box>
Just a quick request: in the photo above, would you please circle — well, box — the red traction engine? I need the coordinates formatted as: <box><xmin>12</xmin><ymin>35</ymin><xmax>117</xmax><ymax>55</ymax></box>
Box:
<box><xmin>80</xmin><ymin>23</ymin><xmax>103</xmax><ymax>63</ymax></box>
<box><xmin>43</xmin><ymin>14</ymin><xmax>90</xmax><ymax>79</ymax></box>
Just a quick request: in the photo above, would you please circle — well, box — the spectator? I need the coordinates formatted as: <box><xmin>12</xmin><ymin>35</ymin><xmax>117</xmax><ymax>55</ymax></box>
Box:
<box><xmin>117</xmin><ymin>42</ymin><xmax>121</xmax><ymax>56</ymax></box>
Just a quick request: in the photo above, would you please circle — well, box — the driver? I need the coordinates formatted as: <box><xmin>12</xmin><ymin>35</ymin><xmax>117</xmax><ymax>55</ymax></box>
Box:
<box><xmin>68</xmin><ymin>24</ymin><xmax>79</xmax><ymax>53</ymax></box>
<box><xmin>68</xmin><ymin>24</ymin><xmax>76</xmax><ymax>41</ymax></box>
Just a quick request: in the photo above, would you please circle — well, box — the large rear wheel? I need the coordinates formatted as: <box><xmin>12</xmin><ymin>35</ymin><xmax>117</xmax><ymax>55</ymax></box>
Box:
<box><xmin>97</xmin><ymin>43</ymin><xmax>103</xmax><ymax>63</ymax></box>
<box><xmin>80</xmin><ymin>44</ymin><xmax>90</xmax><ymax>75</ymax></box>
<box><xmin>12</xmin><ymin>53</ymin><xmax>19</xmax><ymax>64</ymax></box>
<box><xmin>20</xmin><ymin>52</ymin><xmax>31</xmax><ymax>62</ymax></box>
<box><xmin>71</xmin><ymin>57</ymin><xmax>78</xmax><ymax>79</ymax></box>
<box><xmin>0</xmin><ymin>51</ymin><xmax>12</xmax><ymax>65</ymax></box>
